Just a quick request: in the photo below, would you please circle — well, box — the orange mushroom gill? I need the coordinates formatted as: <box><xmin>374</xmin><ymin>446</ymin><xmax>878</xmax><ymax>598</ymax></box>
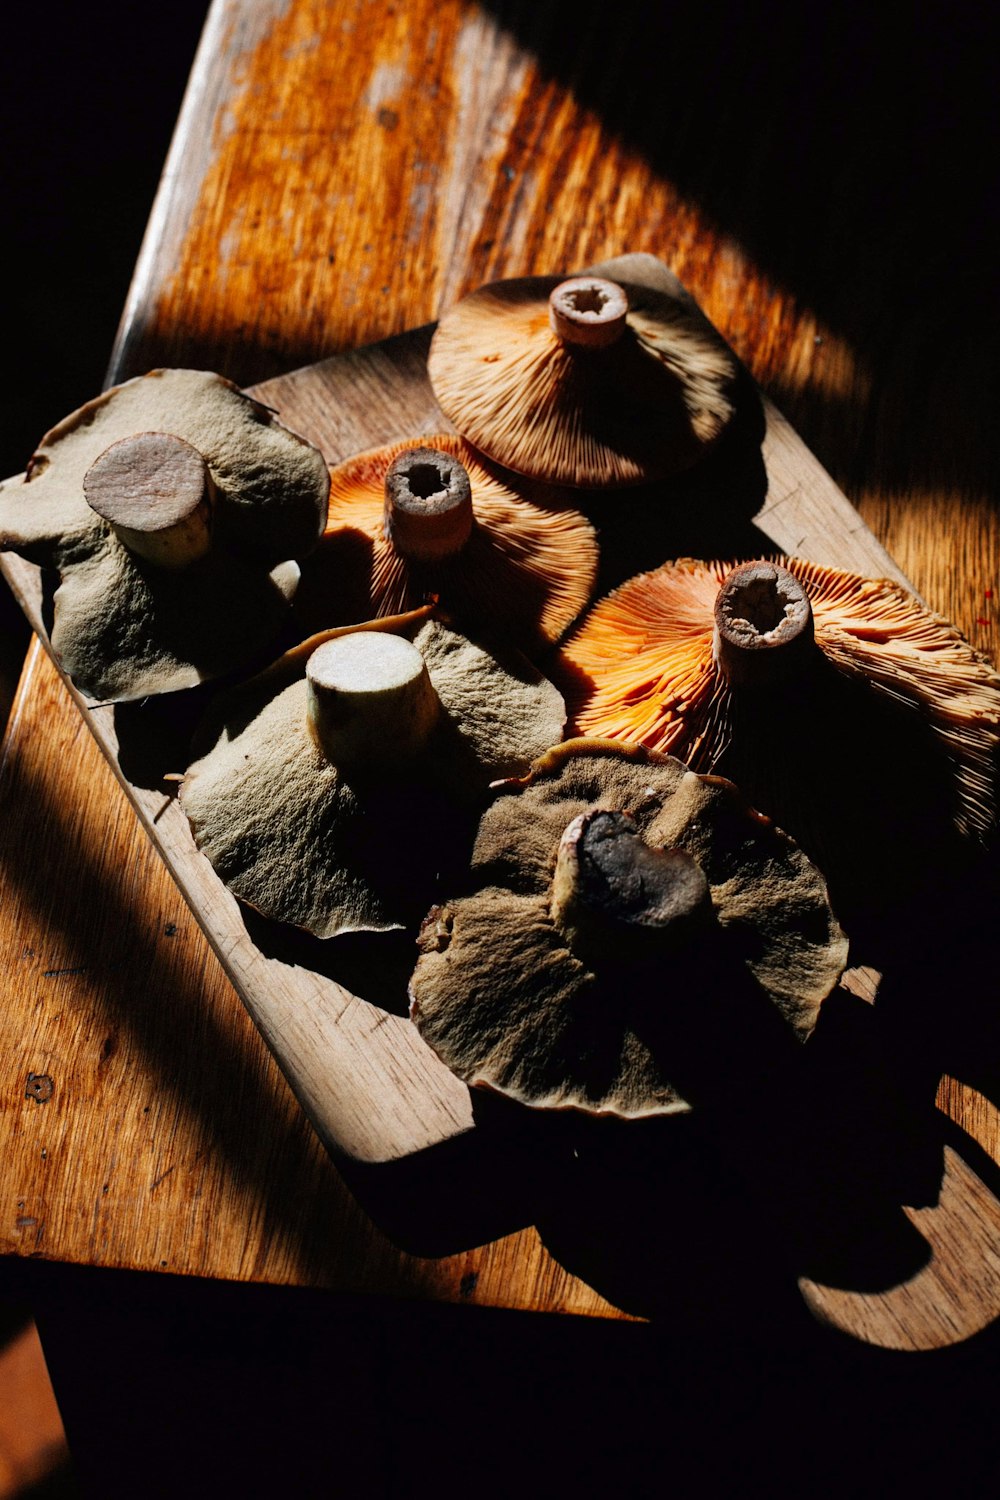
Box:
<box><xmin>560</xmin><ymin>557</ymin><xmax>1000</xmax><ymax>850</ymax></box>
<box><xmin>294</xmin><ymin>432</ymin><xmax>598</xmax><ymax>654</ymax></box>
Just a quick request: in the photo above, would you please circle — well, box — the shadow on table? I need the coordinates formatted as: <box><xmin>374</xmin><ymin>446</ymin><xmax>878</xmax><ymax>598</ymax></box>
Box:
<box><xmin>340</xmin><ymin>857</ymin><xmax>1000</xmax><ymax>1347</ymax></box>
<box><xmin>5</xmin><ymin>617</ymin><xmax>1000</xmax><ymax>1351</ymax></box>
<box><xmin>341</xmin><ymin>983</ymin><xmax>938</xmax><ymax>1315</ymax></box>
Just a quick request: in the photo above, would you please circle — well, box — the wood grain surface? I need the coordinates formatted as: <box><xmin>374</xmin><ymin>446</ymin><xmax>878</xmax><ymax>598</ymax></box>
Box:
<box><xmin>0</xmin><ymin>253</ymin><xmax>913</xmax><ymax>1170</ymax></box>
<box><xmin>2</xmin><ymin>0</ymin><xmax>999</xmax><ymax>1353</ymax></box>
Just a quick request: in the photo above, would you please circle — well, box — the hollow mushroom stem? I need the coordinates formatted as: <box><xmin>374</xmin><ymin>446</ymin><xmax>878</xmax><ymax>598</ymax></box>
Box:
<box><xmin>382</xmin><ymin>446</ymin><xmax>474</xmax><ymax>563</ymax></box>
<box><xmin>305</xmin><ymin>631</ymin><xmax>440</xmax><ymax>773</ymax></box>
<box><xmin>548</xmin><ymin>276</ymin><xmax>629</xmax><ymax>350</ymax></box>
<box><xmin>82</xmin><ymin>431</ymin><xmax>215</xmax><ymax>569</ymax></box>
<box><xmin>712</xmin><ymin>562</ymin><xmax>816</xmax><ymax>687</ymax></box>
<box><xmin>550</xmin><ymin>808</ymin><xmax>712</xmax><ymax>961</ymax></box>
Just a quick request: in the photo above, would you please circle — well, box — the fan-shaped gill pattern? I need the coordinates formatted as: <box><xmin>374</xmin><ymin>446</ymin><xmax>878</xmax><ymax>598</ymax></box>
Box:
<box><xmin>310</xmin><ymin>432</ymin><xmax>598</xmax><ymax>651</ymax></box>
<box><xmin>560</xmin><ymin>556</ymin><xmax>1000</xmax><ymax>840</ymax></box>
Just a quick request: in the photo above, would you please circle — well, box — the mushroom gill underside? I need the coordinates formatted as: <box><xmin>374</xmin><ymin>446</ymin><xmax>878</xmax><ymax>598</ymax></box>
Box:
<box><xmin>427</xmin><ymin>273</ymin><xmax>739</xmax><ymax>487</ymax></box>
<box><xmin>558</xmin><ymin>558</ymin><xmax>1000</xmax><ymax>921</ymax></box>
<box><xmin>293</xmin><ymin>432</ymin><xmax>599</xmax><ymax>653</ymax></box>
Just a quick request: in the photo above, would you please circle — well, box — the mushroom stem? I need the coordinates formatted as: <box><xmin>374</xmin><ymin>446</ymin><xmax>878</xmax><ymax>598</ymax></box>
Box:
<box><xmin>547</xmin><ymin>277</ymin><xmax>629</xmax><ymax>350</ymax></box>
<box><xmin>712</xmin><ymin>562</ymin><xmax>816</xmax><ymax>687</ymax></box>
<box><xmin>550</xmin><ymin>808</ymin><xmax>711</xmax><ymax>960</ymax></box>
<box><xmin>83</xmin><ymin>431</ymin><xmax>215</xmax><ymax>569</ymax></box>
<box><xmin>306</xmin><ymin>632</ymin><xmax>440</xmax><ymax>773</ymax></box>
<box><xmin>383</xmin><ymin>446</ymin><xmax>474</xmax><ymax>563</ymax></box>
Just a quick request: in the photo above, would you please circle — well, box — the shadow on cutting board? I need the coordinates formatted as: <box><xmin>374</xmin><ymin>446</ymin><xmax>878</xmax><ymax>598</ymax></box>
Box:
<box><xmin>334</xmin><ymin>861</ymin><xmax>1000</xmax><ymax>1349</ymax></box>
<box><xmin>337</xmin><ymin>974</ymin><xmax>943</xmax><ymax>1325</ymax></box>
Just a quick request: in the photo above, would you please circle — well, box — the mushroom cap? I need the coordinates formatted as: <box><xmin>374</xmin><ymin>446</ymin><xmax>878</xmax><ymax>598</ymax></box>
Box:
<box><xmin>556</xmin><ymin>557</ymin><xmax>1000</xmax><ymax>930</ymax></box>
<box><xmin>559</xmin><ymin>556</ymin><xmax>1000</xmax><ymax>841</ymax></box>
<box><xmin>0</xmin><ymin>369</ymin><xmax>331</xmax><ymax>700</ymax></box>
<box><xmin>293</xmin><ymin>433</ymin><xmax>599</xmax><ymax>653</ymax></box>
<box><xmin>180</xmin><ymin>618</ymin><xmax>567</xmax><ymax>938</ymax></box>
<box><xmin>409</xmin><ymin>740</ymin><xmax>848</xmax><ymax>1118</ymax></box>
<box><xmin>427</xmin><ymin>274</ymin><xmax>739</xmax><ymax>487</ymax></box>
<box><xmin>43</xmin><ymin>542</ymin><xmax>302</xmax><ymax>702</ymax></box>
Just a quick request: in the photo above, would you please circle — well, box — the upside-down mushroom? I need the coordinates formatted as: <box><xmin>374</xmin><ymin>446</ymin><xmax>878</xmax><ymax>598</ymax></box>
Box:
<box><xmin>558</xmin><ymin>558</ymin><xmax>1000</xmax><ymax>915</ymax></box>
<box><xmin>180</xmin><ymin>616</ymin><xmax>566</xmax><ymax>938</ymax></box>
<box><xmin>292</xmin><ymin>434</ymin><xmax>598</xmax><ymax>653</ymax></box>
<box><xmin>0</xmin><ymin>369</ymin><xmax>330</xmax><ymax>700</ymax></box>
<box><xmin>409</xmin><ymin>740</ymin><xmax>848</xmax><ymax>1118</ymax></box>
<box><xmin>427</xmin><ymin>272</ymin><xmax>739</xmax><ymax>488</ymax></box>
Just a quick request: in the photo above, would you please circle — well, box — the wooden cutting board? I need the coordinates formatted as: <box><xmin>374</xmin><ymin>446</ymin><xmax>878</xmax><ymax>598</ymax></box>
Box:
<box><xmin>4</xmin><ymin>254</ymin><xmax>1000</xmax><ymax>1349</ymax></box>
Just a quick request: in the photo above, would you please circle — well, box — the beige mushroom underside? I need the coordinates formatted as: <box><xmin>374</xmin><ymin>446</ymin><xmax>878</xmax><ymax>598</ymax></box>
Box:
<box><xmin>0</xmin><ymin>369</ymin><xmax>331</xmax><ymax>699</ymax></box>
<box><xmin>46</xmin><ymin>531</ymin><xmax>299</xmax><ymax>701</ymax></box>
<box><xmin>2</xmin><ymin>369</ymin><xmax>329</xmax><ymax>563</ymax></box>
<box><xmin>410</xmin><ymin>743</ymin><xmax>848</xmax><ymax>1117</ymax></box>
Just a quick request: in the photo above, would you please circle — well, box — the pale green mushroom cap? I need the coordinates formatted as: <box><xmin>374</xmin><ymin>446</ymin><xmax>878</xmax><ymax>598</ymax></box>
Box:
<box><xmin>180</xmin><ymin>619</ymin><xmax>567</xmax><ymax>938</ymax></box>
<box><xmin>0</xmin><ymin>369</ymin><xmax>330</xmax><ymax>700</ymax></box>
<box><xmin>409</xmin><ymin>741</ymin><xmax>849</xmax><ymax>1118</ymax></box>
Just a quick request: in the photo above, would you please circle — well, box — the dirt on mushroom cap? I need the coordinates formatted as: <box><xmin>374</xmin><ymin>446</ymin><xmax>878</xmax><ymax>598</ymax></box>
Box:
<box><xmin>410</xmin><ymin>741</ymin><xmax>848</xmax><ymax>1118</ymax></box>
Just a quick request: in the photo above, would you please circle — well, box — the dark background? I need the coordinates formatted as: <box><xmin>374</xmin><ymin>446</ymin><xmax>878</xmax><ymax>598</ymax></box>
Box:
<box><xmin>1</xmin><ymin>3</ymin><xmax>211</xmax><ymax>479</ymax></box>
<box><xmin>0</xmin><ymin>0</ymin><xmax>211</xmax><ymax>728</ymax></box>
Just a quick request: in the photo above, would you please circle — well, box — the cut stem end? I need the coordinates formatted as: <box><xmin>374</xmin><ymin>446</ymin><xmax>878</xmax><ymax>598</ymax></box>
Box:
<box><xmin>383</xmin><ymin>446</ymin><xmax>474</xmax><ymax>563</ymax></box>
<box><xmin>713</xmin><ymin>562</ymin><xmax>815</xmax><ymax>687</ymax></box>
<box><xmin>306</xmin><ymin>632</ymin><xmax>440</xmax><ymax>772</ymax></box>
<box><xmin>551</xmin><ymin>809</ymin><xmax>711</xmax><ymax>960</ymax></box>
<box><xmin>83</xmin><ymin>431</ymin><xmax>215</xmax><ymax>569</ymax></box>
<box><xmin>548</xmin><ymin>277</ymin><xmax>629</xmax><ymax>350</ymax></box>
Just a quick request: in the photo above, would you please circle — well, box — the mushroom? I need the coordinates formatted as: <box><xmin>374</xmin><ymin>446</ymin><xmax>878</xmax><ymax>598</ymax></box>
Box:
<box><xmin>292</xmin><ymin>434</ymin><xmax>599</xmax><ymax>653</ymax></box>
<box><xmin>426</xmin><ymin>272</ymin><xmax>739</xmax><ymax>487</ymax></box>
<box><xmin>557</xmin><ymin>557</ymin><xmax>1000</xmax><ymax>916</ymax></box>
<box><xmin>409</xmin><ymin>739</ymin><xmax>849</xmax><ymax>1118</ymax></box>
<box><xmin>180</xmin><ymin>615</ymin><xmax>567</xmax><ymax>938</ymax></box>
<box><xmin>0</xmin><ymin>369</ymin><xmax>331</xmax><ymax>700</ymax></box>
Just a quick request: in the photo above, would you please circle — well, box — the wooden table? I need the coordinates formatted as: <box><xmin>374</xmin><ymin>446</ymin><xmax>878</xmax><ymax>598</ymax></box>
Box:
<box><xmin>2</xmin><ymin>0</ymin><xmax>1000</xmax><ymax>1486</ymax></box>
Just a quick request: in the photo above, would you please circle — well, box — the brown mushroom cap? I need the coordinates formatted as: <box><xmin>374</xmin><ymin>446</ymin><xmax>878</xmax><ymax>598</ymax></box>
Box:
<box><xmin>293</xmin><ymin>433</ymin><xmax>598</xmax><ymax>653</ymax></box>
<box><xmin>0</xmin><ymin>369</ymin><xmax>330</xmax><ymax>700</ymax></box>
<box><xmin>427</xmin><ymin>273</ymin><xmax>739</xmax><ymax>487</ymax></box>
<box><xmin>409</xmin><ymin>740</ymin><xmax>848</xmax><ymax>1118</ymax></box>
<box><xmin>180</xmin><ymin>618</ymin><xmax>567</xmax><ymax>938</ymax></box>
